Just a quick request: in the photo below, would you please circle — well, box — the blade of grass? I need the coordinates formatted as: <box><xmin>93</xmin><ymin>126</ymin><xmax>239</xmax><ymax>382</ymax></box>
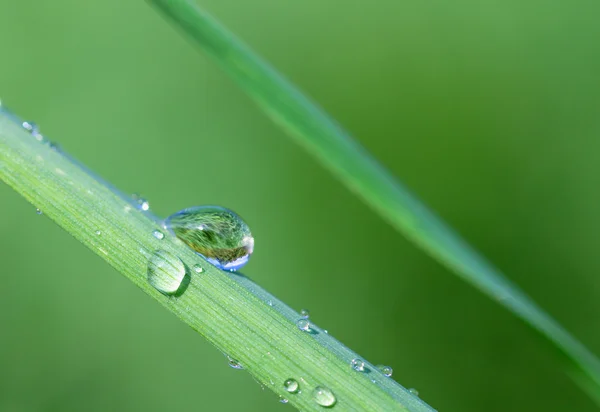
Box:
<box><xmin>147</xmin><ymin>0</ymin><xmax>600</xmax><ymax>402</ymax></box>
<box><xmin>0</xmin><ymin>106</ymin><xmax>435</xmax><ymax>411</ymax></box>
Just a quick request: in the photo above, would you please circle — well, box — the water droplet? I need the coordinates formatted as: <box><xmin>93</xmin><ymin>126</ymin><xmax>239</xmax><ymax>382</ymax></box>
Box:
<box><xmin>323</xmin><ymin>330</ymin><xmax>329</xmax><ymax>334</ymax></box>
<box><xmin>267</xmin><ymin>300</ymin><xmax>273</xmax><ymax>307</ymax></box>
<box><xmin>22</xmin><ymin>121</ymin><xmax>38</xmax><ymax>133</ymax></box>
<box><xmin>35</xmin><ymin>208</ymin><xmax>42</xmax><ymax>215</ymax></box>
<box><xmin>284</xmin><ymin>379</ymin><xmax>299</xmax><ymax>393</ymax></box>
<box><xmin>351</xmin><ymin>358</ymin><xmax>365</xmax><ymax>372</ymax></box>
<box><xmin>22</xmin><ymin>121</ymin><xmax>45</xmax><ymax>142</ymax></box>
<box><xmin>193</xmin><ymin>264</ymin><xmax>204</xmax><ymax>273</ymax></box>
<box><xmin>227</xmin><ymin>356</ymin><xmax>243</xmax><ymax>370</ymax></box>
<box><xmin>147</xmin><ymin>250</ymin><xmax>186</xmax><ymax>295</ymax></box>
<box><xmin>95</xmin><ymin>230</ymin><xmax>102</xmax><ymax>236</ymax></box>
<box><xmin>132</xmin><ymin>194</ymin><xmax>150</xmax><ymax>211</ymax></box>
<box><xmin>377</xmin><ymin>365</ymin><xmax>393</xmax><ymax>377</ymax></box>
<box><xmin>165</xmin><ymin>206</ymin><xmax>254</xmax><ymax>271</ymax></box>
<box><xmin>297</xmin><ymin>319</ymin><xmax>311</xmax><ymax>332</ymax></box>
<box><xmin>300</xmin><ymin>309</ymin><xmax>310</xmax><ymax>318</ymax></box>
<box><xmin>409</xmin><ymin>388</ymin><xmax>419</xmax><ymax>397</ymax></box>
<box><xmin>313</xmin><ymin>386</ymin><xmax>336</xmax><ymax>407</ymax></box>
<box><xmin>279</xmin><ymin>397</ymin><xmax>289</xmax><ymax>404</ymax></box>
<box><xmin>152</xmin><ymin>230</ymin><xmax>165</xmax><ymax>240</ymax></box>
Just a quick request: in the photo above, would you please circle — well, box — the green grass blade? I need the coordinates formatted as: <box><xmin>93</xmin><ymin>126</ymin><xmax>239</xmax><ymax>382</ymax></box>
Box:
<box><xmin>0</xmin><ymin>107</ymin><xmax>435</xmax><ymax>411</ymax></box>
<box><xmin>147</xmin><ymin>0</ymin><xmax>600</xmax><ymax>401</ymax></box>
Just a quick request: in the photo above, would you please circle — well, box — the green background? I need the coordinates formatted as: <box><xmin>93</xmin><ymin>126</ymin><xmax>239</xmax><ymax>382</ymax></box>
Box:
<box><xmin>1</xmin><ymin>1</ymin><xmax>599</xmax><ymax>411</ymax></box>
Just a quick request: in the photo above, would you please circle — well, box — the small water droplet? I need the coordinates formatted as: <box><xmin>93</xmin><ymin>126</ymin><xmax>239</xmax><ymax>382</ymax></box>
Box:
<box><xmin>227</xmin><ymin>356</ymin><xmax>243</xmax><ymax>370</ymax></box>
<box><xmin>22</xmin><ymin>121</ymin><xmax>45</xmax><ymax>142</ymax></box>
<box><xmin>22</xmin><ymin>121</ymin><xmax>39</xmax><ymax>136</ymax></box>
<box><xmin>193</xmin><ymin>264</ymin><xmax>203</xmax><ymax>273</ymax></box>
<box><xmin>284</xmin><ymin>379</ymin><xmax>299</xmax><ymax>393</ymax></box>
<box><xmin>300</xmin><ymin>309</ymin><xmax>310</xmax><ymax>319</ymax></box>
<box><xmin>267</xmin><ymin>300</ymin><xmax>273</xmax><ymax>307</ymax></box>
<box><xmin>323</xmin><ymin>330</ymin><xmax>329</xmax><ymax>334</ymax></box>
<box><xmin>22</xmin><ymin>121</ymin><xmax>37</xmax><ymax>133</ymax></box>
<box><xmin>279</xmin><ymin>397</ymin><xmax>289</xmax><ymax>404</ymax></box>
<box><xmin>377</xmin><ymin>365</ymin><xmax>393</xmax><ymax>377</ymax></box>
<box><xmin>95</xmin><ymin>230</ymin><xmax>102</xmax><ymax>236</ymax></box>
<box><xmin>35</xmin><ymin>208</ymin><xmax>42</xmax><ymax>215</ymax></box>
<box><xmin>313</xmin><ymin>386</ymin><xmax>336</xmax><ymax>407</ymax></box>
<box><xmin>409</xmin><ymin>388</ymin><xmax>419</xmax><ymax>397</ymax></box>
<box><xmin>351</xmin><ymin>358</ymin><xmax>365</xmax><ymax>372</ymax></box>
<box><xmin>147</xmin><ymin>250</ymin><xmax>186</xmax><ymax>295</ymax></box>
<box><xmin>297</xmin><ymin>319</ymin><xmax>311</xmax><ymax>332</ymax></box>
<box><xmin>165</xmin><ymin>206</ymin><xmax>254</xmax><ymax>271</ymax></box>
<box><xmin>132</xmin><ymin>194</ymin><xmax>150</xmax><ymax>211</ymax></box>
<box><xmin>152</xmin><ymin>230</ymin><xmax>165</xmax><ymax>240</ymax></box>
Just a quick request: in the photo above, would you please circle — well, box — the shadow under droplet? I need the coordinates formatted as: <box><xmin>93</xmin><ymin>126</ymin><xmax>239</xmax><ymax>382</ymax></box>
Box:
<box><xmin>227</xmin><ymin>270</ymin><xmax>250</xmax><ymax>281</ymax></box>
<box><xmin>307</xmin><ymin>328</ymin><xmax>320</xmax><ymax>336</ymax></box>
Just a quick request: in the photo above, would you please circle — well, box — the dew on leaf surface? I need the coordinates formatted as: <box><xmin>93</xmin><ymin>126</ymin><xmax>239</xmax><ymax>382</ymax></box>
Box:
<box><xmin>147</xmin><ymin>250</ymin><xmax>186</xmax><ymax>295</ymax></box>
<box><xmin>165</xmin><ymin>205</ymin><xmax>254</xmax><ymax>271</ymax></box>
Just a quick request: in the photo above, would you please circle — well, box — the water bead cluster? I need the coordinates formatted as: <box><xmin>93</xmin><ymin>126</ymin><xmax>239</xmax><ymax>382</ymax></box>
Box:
<box><xmin>11</xmin><ymin>107</ymin><xmax>408</xmax><ymax>409</ymax></box>
<box><xmin>146</xmin><ymin>205</ymin><xmax>253</xmax><ymax>296</ymax></box>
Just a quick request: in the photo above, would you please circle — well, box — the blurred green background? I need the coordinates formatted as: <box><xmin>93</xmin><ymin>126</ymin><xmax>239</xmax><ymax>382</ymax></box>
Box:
<box><xmin>1</xmin><ymin>1</ymin><xmax>600</xmax><ymax>411</ymax></box>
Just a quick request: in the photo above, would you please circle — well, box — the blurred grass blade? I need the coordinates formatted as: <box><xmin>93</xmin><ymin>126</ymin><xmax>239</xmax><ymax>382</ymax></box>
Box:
<box><xmin>148</xmin><ymin>0</ymin><xmax>600</xmax><ymax>401</ymax></box>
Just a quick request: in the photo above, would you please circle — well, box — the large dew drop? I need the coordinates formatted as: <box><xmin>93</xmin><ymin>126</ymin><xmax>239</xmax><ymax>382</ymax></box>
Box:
<box><xmin>165</xmin><ymin>206</ymin><xmax>254</xmax><ymax>271</ymax></box>
<box><xmin>313</xmin><ymin>386</ymin><xmax>336</xmax><ymax>408</ymax></box>
<box><xmin>147</xmin><ymin>250</ymin><xmax>186</xmax><ymax>295</ymax></box>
